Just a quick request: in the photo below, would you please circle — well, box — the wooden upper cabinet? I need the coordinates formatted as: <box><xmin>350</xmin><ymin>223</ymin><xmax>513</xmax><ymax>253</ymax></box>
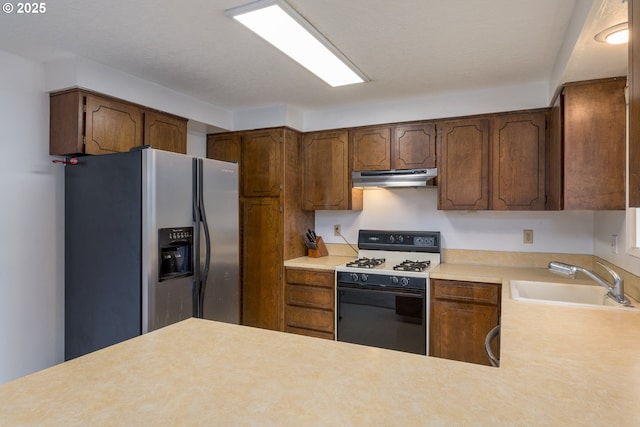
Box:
<box><xmin>352</xmin><ymin>126</ymin><xmax>391</xmax><ymax>171</ymax></box>
<box><xmin>302</xmin><ymin>130</ymin><xmax>362</xmax><ymax>211</ymax></box>
<box><xmin>549</xmin><ymin>78</ymin><xmax>626</xmax><ymax>210</ymax></box>
<box><xmin>241</xmin><ymin>130</ymin><xmax>282</xmax><ymax>197</ymax></box>
<box><xmin>491</xmin><ymin>112</ymin><xmax>546</xmax><ymax>210</ymax></box>
<box><xmin>631</xmin><ymin>0</ymin><xmax>640</xmax><ymax>207</ymax></box>
<box><xmin>50</xmin><ymin>90</ymin><xmax>84</xmax><ymax>155</ymax></box>
<box><xmin>144</xmin><ymin>111</ymin><xmax>187</xmax><ymax>154</ymax></box>
<box><xmin>84</xmin><ymin>94</ymin><xmax>144</xmax><ymax>155</ymax></box>
<box><xmin>352</xmin><ymin>123</ymin><xmax>436</xmax><ymax>171</ymax></box>
<box><xmin>393</xmin><ymin>123</ymin><xmax>436</xmax><ymax>169</ymax></box>
<box><xmin>207</xmin><ymin>133</ymin><xmax>241</xmax><ymax>163</ymax></box>
<box><xmin>50</xmin><ymin>89</ymin><xmax>187</xmax><ymax>156</ymax></box>
<box><xmin>437</xmin><ymin>119</ymin><xmax>490</xmax><ymax>210</ymax></box>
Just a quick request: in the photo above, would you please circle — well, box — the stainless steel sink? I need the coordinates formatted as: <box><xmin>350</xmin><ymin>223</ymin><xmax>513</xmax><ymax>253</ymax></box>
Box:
<box><xmin>510</xmin><ymin>280</ymin><xmax>638</xmax><ymax>309</ymax></box>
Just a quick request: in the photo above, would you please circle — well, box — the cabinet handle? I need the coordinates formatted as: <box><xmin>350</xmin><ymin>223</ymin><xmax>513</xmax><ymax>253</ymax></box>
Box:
<box><xmin>484</xmin><ymin>325</ymin><xmax>500</xmax><ymax>367</ymax></box>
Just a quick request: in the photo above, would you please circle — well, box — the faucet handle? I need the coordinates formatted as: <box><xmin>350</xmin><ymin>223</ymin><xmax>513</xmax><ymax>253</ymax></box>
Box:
<box><xmin>596</xmin><ymin>261</ymin><xmax>622</xmax><ymax>284</ymax></box>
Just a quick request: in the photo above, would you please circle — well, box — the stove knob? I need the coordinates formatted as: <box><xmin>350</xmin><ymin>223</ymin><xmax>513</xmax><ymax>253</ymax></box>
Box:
<box><xmin>397</xmin><ymin>235</ymin><xmax>404</xmax><ymax>243</ymax></box>
<box><xmin>400</xmin><ymin>277</ymin><xmax>409</xmax><ymax>287</ymax></box>
<box><xmin>351</xmin><ymin>273</ymin><xmax>359</xmax><ymax>282</ymax></box>
<box><xmin>388</xmin><ymin>235</ymin><xmax>395</xmax><ymax>243</ymax></box>
<box><xmin>360</xmin><ymin>273</ymin><xmax>368</xmax><ymax>282</ymax></box>
<box><xmin>390</xmin><ymin>276</ymin><xmax>399</xmax><ymax>285</ymax></box>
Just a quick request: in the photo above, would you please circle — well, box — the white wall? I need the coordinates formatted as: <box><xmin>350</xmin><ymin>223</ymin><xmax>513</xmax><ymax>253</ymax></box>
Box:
<box><xmin>186</xmin><ymin>128</ymin><xmax>207</xmax><ymax>158</ymax></box>
<box><xmin>0</xmin><ymin>51</ymin><xmax>64</xmax><ymax>383</ymax></box>
<box><xmin>303</xmin><ymin>81</ymin><xmax>551</xmax><ymax>132</ymax></box>
<box><xmin>316</xmin><ymin>189</ymin><xmax>595</xmax><ymax>254</ymax></box>
<box><xmin>45</xmin><ymin>56</ymin><xmax>234</xmax><ymax>131</ymax></box>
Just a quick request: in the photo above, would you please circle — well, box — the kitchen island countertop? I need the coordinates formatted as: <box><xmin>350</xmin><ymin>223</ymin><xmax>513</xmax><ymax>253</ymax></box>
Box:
<box><xmin>1</xmin><ymin>265</ymin><xmax>640</xmax><ymax>426</ymax></box>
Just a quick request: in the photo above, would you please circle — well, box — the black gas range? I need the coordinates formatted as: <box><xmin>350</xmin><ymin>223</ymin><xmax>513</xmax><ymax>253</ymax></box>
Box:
<box><xmin>336</xmin><ymin>230</ymin><xmax>441</xmax><ymax>355</ymax></box>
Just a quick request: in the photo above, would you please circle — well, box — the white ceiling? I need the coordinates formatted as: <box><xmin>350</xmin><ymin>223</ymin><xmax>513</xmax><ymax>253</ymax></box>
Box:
<box><xmin>0</xmin><ymin>0</ymin><xmax>628</xmax><ymax>113</ymax></box>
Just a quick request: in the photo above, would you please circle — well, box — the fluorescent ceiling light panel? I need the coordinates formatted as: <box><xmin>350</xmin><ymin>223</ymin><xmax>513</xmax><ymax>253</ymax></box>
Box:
<box><xmin>226</xmin><ymin>0</ymin><xmax>367</xmax><ymax>87</ymax></box>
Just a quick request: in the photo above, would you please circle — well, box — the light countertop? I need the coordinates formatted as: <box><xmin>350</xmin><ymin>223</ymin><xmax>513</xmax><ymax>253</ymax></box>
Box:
<box><xmin>284</xmin><ymin>255</ymin><xmax>354</xmax><ymax>270</ymax></box>
<box><xmin>1</xmin><ymin>265</ymin><xmax>640</xmax><ymax>426</ymax></box>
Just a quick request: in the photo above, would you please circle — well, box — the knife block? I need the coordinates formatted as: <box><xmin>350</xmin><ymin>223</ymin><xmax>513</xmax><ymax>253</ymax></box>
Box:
<box><xmin>308</xmin><ymin>236</ymin><xmax>329</xmax><ymax>258</ymax></box>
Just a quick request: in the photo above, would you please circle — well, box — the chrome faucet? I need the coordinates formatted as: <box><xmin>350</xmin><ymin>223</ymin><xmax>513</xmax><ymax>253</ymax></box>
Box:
<box><xmin>548</xmin><ymin>261</ymin><xmax>631</xmax><ymax>306</ymax></box>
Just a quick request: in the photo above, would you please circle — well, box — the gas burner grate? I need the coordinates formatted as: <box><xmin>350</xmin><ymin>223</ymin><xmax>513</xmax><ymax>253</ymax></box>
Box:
<box><xmin>346</xmin><ymin>257</ymin><xmax>386</xmax><ymax>269</ymax></box>
<box><xmin>393</xmin><ymin>260</ymin><xmax>431</xmax><ymax>272</ymax></box>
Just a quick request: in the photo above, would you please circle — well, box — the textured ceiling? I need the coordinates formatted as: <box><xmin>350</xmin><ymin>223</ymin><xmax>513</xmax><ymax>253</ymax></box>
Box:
<box><xmin>0</xmin><ymin>0</ymin><xmax>628</xmax><ymax>112</ymax></box>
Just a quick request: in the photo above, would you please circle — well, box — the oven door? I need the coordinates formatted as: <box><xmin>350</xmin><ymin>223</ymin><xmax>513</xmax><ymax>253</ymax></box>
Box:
<box><xmin>337</xmin><ymin>284</ymin><xmax>426</xmax><ymax>355</ymax></box>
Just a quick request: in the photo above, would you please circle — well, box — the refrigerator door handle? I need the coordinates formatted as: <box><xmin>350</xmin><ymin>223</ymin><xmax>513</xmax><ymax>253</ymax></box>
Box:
<box><xmin>192</xmin><ymin>157</ymin><xmax>202</xmax><ymax>318</ymax></box>
<box><xmin>197</xmin><ymin>158</ymin><xmax>212</xmax><ymax>318</ymax></box>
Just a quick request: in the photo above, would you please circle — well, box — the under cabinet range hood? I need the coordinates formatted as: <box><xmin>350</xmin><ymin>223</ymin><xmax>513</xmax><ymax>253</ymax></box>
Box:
<box><xmin>352</xmin><ymin>168</ymin><xmax>437</xmax><ymax>188</ymax></box>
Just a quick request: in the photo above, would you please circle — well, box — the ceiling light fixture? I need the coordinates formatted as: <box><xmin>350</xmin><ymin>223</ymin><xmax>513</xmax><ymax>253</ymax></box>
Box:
<box><xmin>225</xmin><ymin>0</ymin><xmax>367</xmax><ymax>87</ymax></box>
<box><xmin>594</xmin><ymin>22</ymin><xmax>629</xmax><ymax>44</ymax></box>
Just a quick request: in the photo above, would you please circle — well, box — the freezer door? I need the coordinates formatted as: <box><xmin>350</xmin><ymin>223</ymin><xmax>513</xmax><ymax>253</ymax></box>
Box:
<box><xmin>142</xmin><ymin>149</ymin><xmax>195</xmax><ymax>333</ymax></box>
<box><xmin>65</xmin><ymin>151</ymin><xmax>143</xmax><ymax>360</ymax></box>
<box><xmin>198</xmin><ymin>158</ymin><xmax>240</xmax><ymax>324</ymax></box>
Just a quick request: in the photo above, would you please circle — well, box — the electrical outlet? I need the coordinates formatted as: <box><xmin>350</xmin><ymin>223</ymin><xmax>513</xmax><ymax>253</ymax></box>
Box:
<box><xmin>523</xmin><ymin>229</ymin><xmax>534</xmax><ymax>244</ymax></box>
<box><xmin>334</xmin><ymin>224</ymin><xmax>341</xmax><ymax>236</ymax></box>
<box><xmin>611</xmin><ymin>234</ymin><xmax>619</xmax><ymax>254</ymax></box>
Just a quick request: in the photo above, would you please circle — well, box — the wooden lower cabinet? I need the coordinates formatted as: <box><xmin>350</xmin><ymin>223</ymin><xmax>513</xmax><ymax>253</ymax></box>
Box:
<box><xmin>242</xmin><ymin>197</ymin><xmax>282</xmax><ymax>330</ymax></box>
<box><xmin>284</xmin><ymin>267</ymin><xmax>335</xmax><ymax>340</ymax></box>
<box><xmin>429</xmin><ymin>279</ymin><xmax>500</xmax><ymax>366</ymax></box>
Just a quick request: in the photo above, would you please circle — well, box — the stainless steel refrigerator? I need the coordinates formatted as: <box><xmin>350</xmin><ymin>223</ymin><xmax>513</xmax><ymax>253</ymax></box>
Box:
<box><xmin>65</xmin><ymin>147</ymin><xmax>239</xmax><ymax>360</ymax></box>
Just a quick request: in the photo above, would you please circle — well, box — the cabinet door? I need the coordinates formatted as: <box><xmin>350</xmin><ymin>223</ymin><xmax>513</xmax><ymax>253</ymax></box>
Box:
<box><xmin>437</xmin><ymin>119</ymin><xmax>490</xmax><ymax>210</ymax></box>
<box><xmin>284</xmin><ymin>268</ymin><xmax>335</xmax><ymax>339</ymax></box>
<box><xmin>241</xmin><ymin>130</ymin><xmax>282</xmax><ymax>197</ymax></box>
<box><xmin>430</xmin><ymin>279</ymin><xmax>500</xmax><ymax>366</ymax></box>
<box><xmin>85</xmin><ymin>94</ymin><xmax>143</xmax><ymax>154</ymax></box>
<box><xmin>50</xmin><ymin>90</ymin><xmax>84</xmax><ymax>155</ymax></box>
<box><xmin>242</xmin><ymin>197</ymin><xmax>282</xmax><ymax>331</ymax></box>
<box><xmin>430</xmin><ymin>299</ymin><xmax>498</xmax><ymax>366</ymax></box>
<box><xmin>491</xmin><ymin>112</ymin><xmax>546</xmax><ymax>210</ymax></box>
<box><xmin>562</xmin><ymin>79</ymin><xmax>626</xmax><ymax>210</ymax></box>
<box><xmin>207</xmin><ymin>133</ymin><xmax>241</xmax><ymax>163</ymax></box>
<box><xmin>302</xmin><ymin>131</ymin><xmax>361</xmax><ymax>210</ymax></box>
<box><xmin>631</xmin><ymin>0</ymin><xmax>640</xmax><ymax>207</ymax></box>
<box><xmin>352</xmin><ymin>126</ymin><xmax>391</xmax><ymax>171</ymax></box>
<box><xmin>144</xmin><ymin>111</ymin><xmax>187</xmax><ymax>154</ymax></box>
<box><xmin>392</xmin><ymin>123</ymin><xmax>436</xmax><ymax>169</ymax></box>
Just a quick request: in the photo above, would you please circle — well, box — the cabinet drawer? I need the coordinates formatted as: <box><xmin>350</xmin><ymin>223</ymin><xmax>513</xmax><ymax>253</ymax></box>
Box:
<box><xmin>285</xmin><ymin>326</ymin><xmax>334</xmax><ymax>340</ymax></box>
<box><xmin>285</xmin><ymin>268</ymin><xmax>334</xmax><ymax>288</ymax></box>
<box><xmin>285</xmin><ymin>284</ymin><xmax>334</xmax><ymax>309</ymax></box>
<box><xmin>432</xmin><ymin>279</ymin><xmax>499</xmax><ymax>305</ymax></box>
<box><xmin>285</xmin><ymin>306</ymin><xmax>334</xmax><ymax>333</ymax></box>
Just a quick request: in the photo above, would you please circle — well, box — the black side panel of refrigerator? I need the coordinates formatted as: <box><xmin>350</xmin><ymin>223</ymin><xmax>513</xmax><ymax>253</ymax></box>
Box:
<box><xmin>65</xmin><ymin>151</ymin><xmax>142</xmax><ymax>360</ymax></box>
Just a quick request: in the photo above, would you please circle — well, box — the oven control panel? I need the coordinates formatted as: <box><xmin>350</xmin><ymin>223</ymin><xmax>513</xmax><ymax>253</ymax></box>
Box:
<box><xmin>358</xmin><ymin>230</ymin><xmax>440</xmax><ymax>252</ymax></box>
<box><xmin>337</xmin><ymin>271</ymin><xmax>427</xmax><ymax>290</ymax></box>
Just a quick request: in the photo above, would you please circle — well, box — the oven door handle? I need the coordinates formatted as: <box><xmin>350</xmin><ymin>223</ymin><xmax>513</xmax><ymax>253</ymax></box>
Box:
<box><xmin>337</xmin><ymin>284</ymin><xmax>425</xmax><ymax>296</ymax></box>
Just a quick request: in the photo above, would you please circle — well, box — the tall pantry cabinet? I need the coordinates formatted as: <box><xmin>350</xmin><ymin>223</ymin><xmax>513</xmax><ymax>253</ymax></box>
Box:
<box><xmin>207</xmin><ymin>128</ymin><xmax>314</xmax><ymax>331</ymax></box>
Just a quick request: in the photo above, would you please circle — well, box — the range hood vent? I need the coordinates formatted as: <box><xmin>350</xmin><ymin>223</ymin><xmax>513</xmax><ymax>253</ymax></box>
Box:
<box><xmin>352</xmin><ymin>168</ymin><xmax>437</xmax><ymax>188</ymax></box>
